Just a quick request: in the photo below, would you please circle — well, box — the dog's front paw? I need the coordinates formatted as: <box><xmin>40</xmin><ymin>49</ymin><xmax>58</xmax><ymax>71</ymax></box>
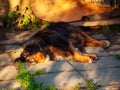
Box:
<box><xmin>84</xmin><ymin>54</ymin><xmax>98</xmax><ymax>63</ymax></box>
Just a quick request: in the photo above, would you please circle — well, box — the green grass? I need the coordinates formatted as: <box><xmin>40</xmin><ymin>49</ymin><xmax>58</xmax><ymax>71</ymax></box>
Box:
<box><xmin>116</xmin><ymin>54</ymin><xmax>120</xmax><ymax>60</ymax></box>
<box><xmin>0</xmin><ymin>7</ymin><xmax>50</xmax><ymax>31</ymax></box>
<box><xmin>44</xmin><ymin>84</ymin><xmax>56</xmax><ymax>90</ymax></box>
<box><xmin>75</xmin><ymin>79</ymin><xmax>97</xmax><ymax>90</ymax></box>
<box><xmin>85</xmin><ymin>79</ymin><xmax>97</xmax><ymax>90</ymax></box>
<box><xmin>16</xmin><ymin>62</ymin><xmax>56</xmax><ymax>90</ymax></box>
<box><xmin>75</xmin><ymin>83</ymin><xmax>81</xmax><ymax>90</ymax></box>
<box><xmin>101</xmin><ymin>24</ymin><xmax>110</xmax><ymax>31</ymax></box>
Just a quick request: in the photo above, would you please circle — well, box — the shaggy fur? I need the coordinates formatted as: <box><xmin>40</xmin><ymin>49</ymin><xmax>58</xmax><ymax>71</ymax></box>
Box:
<box><xmin>18</xmin><ymin>22</ymin><xmax>110</xmax><ymax>63</ymax></box>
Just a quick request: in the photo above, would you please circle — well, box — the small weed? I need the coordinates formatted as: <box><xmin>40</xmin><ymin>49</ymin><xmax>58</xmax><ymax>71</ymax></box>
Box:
<box><xmin>0</xmin><ymin>6</ymin><xmax>51</xmax><ymax>31</ymax></box>
<box><xmin>16</xmin><ymin>62</ymin><xmax>41</xmax><ymax>90</ymax></box>
<box><xmin>101</xmin><ymin>24</ymin><xmax>110</xmax><ymax>31</ymax></box>
<box><xmin>75</xmin><ymin>83</ymin><xmax>81</xmax><ymax>90</ymax></box>
<box><xmin>0</xmin><ymin>11</ymin><xmax>19</xmax><ymax>31</ymax></box>
<box><xmin>85</xmin><ymin>79</ymin><xmax>97</xmax><ymax>90</ymax></box>
<box><xmin>31</xmin><ymin>69</ymin><xmax>45</xmax><ymax>75</ymax></box>
<box><xmin>44</xmin><ymin>84</ymin><xmax>57</xmax><ymax>90</ymax></box>
<box><xmin>41</xmin><ymin>21</ymin><xmax>51</xmax><ymax>29</ymax></box>
<box><xmin>116</xmin><ymin>54</ymin><xmax>120</xmax><ymax>60</ymax></box>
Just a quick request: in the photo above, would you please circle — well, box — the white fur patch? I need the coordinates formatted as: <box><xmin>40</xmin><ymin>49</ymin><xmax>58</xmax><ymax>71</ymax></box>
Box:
<box><xmin>45</xmin><ymin>55</ymin><xmax>50</xmax><ymax>63</ymax></box>
<box><xmin>101</xmin><ymin>40</ymin><xmax>111</xmax><ymax>47</ymax></box>
<box><xmin>88</xmin><ymin>58</ymin><xmax>93</xmax><ymax>63</ymax></box>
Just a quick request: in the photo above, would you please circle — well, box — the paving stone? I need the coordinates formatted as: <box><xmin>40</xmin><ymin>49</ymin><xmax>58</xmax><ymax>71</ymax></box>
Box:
<box><xmin>0</xmin><ymin>66</ymin><xmax>17</xmax><ymax>80</ymax></box>
<box><xmin>35</xmin><ymin>71</ymin><xmax>85</xmax><ymax>89</ymax></box>
<box><xmin>7</xmin><ymin>47</ymin><xmax>23</xmax><ymax>60</ymax></box>
<box><xmin>110</xmin><ymin>38</ymin><xmax>120</xmax><ymax>44</ymax></box>
<box><xmin>0</xmin><ymin>54</ymin><xmax>12</xmax><ymax>66</ymax></box>
<box><xmin>5</xmin><ymin>45</ymin><xmax>23</xmax><ymax>52</ymax></box>
<box><xmin>0</xmin><ymin>39</ymin><xmax>24</xmax><ymax>44</ymax></box>
<box><xmin>0</xmin><ymin>80</ymin><xmax>20</xmax><ymax>90</ymax></box>
<box><xmin>84</xmin><ymin>46</ymin><xmax>104</xmax><ymax>53</ymax></box>
<box><xmin>0</xmin><ymin>31</ymin><xmax>37</xmax><ymax>44</ymax></box>
<box><xmin>5</xmin><ymin>31</ymin><xmax>33</xmax><ymax>40</ymax></box>
<box><xmin>97</xmin><ymin>85</ymin><xmax>120</xmax><ymax>90</ymax></box>
<box><xmin>108</xmin><ymin>44</ymin><xmax>120</xmax><ymax>50</ymax></box>
<box><xmin>80</xmin><ymin>68</ymin><xmax>120</xmax><ymax>85</ymax></box>
<box><xmin>69</xmin><ymin>56</ymin><xmax>120</xmax><ymax>71</ymax></box>
<box><xmin>91</xmin><ymin>34</ymin><xmax>106</xmax><ymax>40</ymax></box>
<box><xmin>108</xmin><ymin>50</ymin><xmax>120</xmax><ymax>55</ymax></box>
<box><xmin>5</xmin><ymin>33</ymin><xmax>16</xmax><ymax>39</ymax></box>
<box><xmin>27</xmin><ymin>61</ymin><xmax>74</xmax><ymax>73</ymax></box>
<box><xmin>83</xmin><ymin>46</ymin><xmax>109</xmax><ymax>56</ymax></box>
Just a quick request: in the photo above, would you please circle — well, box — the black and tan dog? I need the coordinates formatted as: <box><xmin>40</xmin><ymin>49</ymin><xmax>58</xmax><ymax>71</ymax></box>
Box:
<box><xmin>19</xmin><ymin>22</ymin><xmax>110</xmax><ymax>63</ymax></box>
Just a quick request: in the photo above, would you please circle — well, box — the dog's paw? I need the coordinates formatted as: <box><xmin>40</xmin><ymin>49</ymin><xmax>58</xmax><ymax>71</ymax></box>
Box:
<box><xmin>101</xmin><ymin>40</ymin><xmax>111</xmax><ymax>48</ymax></box>
<box><xmin>83</xmin><ymin>54</ymin><xmax>98</xmax><ymax>63</ymax></box>
<box><xmin>84</xmin><ymin>54</ymin><xmax>98</xmax><ymax>60</ymax></box>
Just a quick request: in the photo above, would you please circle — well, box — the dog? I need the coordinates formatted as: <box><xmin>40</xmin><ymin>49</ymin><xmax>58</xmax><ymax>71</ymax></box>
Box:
<box><xmin>18</xmin><ymin>22</ymin><xmax>110</xmax><ymax>63</ymax></box>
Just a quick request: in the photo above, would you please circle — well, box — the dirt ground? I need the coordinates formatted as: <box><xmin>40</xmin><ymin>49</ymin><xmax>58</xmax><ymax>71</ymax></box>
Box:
<box><xmin>0</xmin><ymin>27</ymin><xmax>6</xmax><ymax>53</ymax></box>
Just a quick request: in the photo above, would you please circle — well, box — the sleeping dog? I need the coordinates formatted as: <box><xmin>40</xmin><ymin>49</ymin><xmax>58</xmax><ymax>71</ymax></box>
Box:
<box><xmin>18</xmin><ymin>22</ymin><xmax>110</xmax><ymax>63</ymax></box>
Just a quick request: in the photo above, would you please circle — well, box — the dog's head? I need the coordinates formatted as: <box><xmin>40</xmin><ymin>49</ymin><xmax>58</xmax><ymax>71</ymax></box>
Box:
<box><xmin>18</xmin><ymin>44</ymin><xmax>47</xmax><ymax>63</ymax></box>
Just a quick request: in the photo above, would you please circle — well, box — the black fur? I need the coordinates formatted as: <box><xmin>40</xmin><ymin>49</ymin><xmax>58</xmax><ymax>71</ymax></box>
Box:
<box><xmin>19</xmin><ymin>22</ymin><xmax>86</xmax><ymax>61</ymax></box>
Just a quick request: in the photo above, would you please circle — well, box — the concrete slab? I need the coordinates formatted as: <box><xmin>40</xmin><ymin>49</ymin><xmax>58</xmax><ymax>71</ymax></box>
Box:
<box><xmin>84</xmin><ymin>46</ymin><xmax>104</xmax><ymax>53</ymax></box>
<box><xmin>0</xmin><ymin>30</ymin><xmax>38</xmax><ymax>44</ymax></box>
<box><xmin>27</xmin><ymin>61</ymin><xmax>74</xmax><ymax>73</ymax></box>
<box><xmin>5</xmin><ymin>45</ymin><xmax>23</xmax><ymax>52</ymax></box>
<box><xmin>0</xmin><ymin>39</ymin><xmax>24</xmax><ymax>44</ymax></box>
<box><xmin>0</xmin><ymin>80</ymin><xmax>20</xmax><ymax>90</ymax></box>
<box><xmin>35</xmin><ymin>71</ymin><xmax>85</xmax><ymax>89</ymax></box>
<box><xmin>5</xmin><ymin>31</ymin><xmax>33</xmax><ymax>40</ymax></box>
<box><xmin>7</xmin><ymin>47</ymin><xmax>23</xmax><ymax>60</ymax></box>
<box><xmin>110</xmin><ymin>39</ymin><xmax>120</xmax><ymax>44</ymax></box>
<box><xmin>108</xmin><ymin>50</ymin><xmax>120</xmax><ymax>56</ymax></box>
<box><xmin>91</xmin><ymin>34</ymin><xmax>106</xmax><ymax>40</ymax></box>
<box><xmin>80</xmin><ymin>68</ymin><xmax>120</xmax><ymax>85</ymax></box>
<box><xmin>83</xmin><ymin>45</ymin><xmax>120</xmax><ymax>56</ymax></box>
<box><xmin>97</xmin><ymin>85</ymin><xmax>120</xmax><ymax>90</ymax></box>
<box><xmin>5</xmin><ymin>33</ymin><xmax>16</xmax><ymax>39</ymax></box>
<box><xmin>0</xmin><ymin>66</ymin><xmax>17</xmax><ymax>80</ymax></box>
<box><xmin>108</xmin><ymin>44</ymin><xmax>120</xmax><ymax>51</ymax></box>
<box><xmin>69</xmin><ymin>56</ymin><xmax>120</xmax><ymax>71</ymax></box>
<box><xmin>0</xmin><ymin>54</ymin><xmax>12</xmax><ymax>66</ymax></box>
<box><xmin>83</xmin><ymin>46</ymin><xmax>109</xmax><ymax>56</ymax></box>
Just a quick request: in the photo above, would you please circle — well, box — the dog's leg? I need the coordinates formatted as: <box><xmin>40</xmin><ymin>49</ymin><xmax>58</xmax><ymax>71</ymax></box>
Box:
<box><xmin>80</xmin><ymin>31</ymin><xmax>110</xmax><ymax>48</ymax></box>
<box><xmin>70</xmin><ymin>45</ymin><xmax>97</xmax><ymax>63</ymax></box>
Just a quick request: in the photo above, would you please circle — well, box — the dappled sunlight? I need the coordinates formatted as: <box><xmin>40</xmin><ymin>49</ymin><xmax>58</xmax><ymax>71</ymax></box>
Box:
<box><xmin>70</xmin><ymin>18</ymin><xmax>120</xmax><ymax>26</ymax></box>
<box><xmin>29</xmin><ymin>0</ymin><xmax>112</xmax><ymax>22</ymax></box>
<box><xmin>0</xmin><ymin>66</ymin><xmax>17</xmax><ymax>80</ymax></box>
<box><xmin>8</xmin><ymin>0</ymin><xmax>20</xmax><ymax>10</ymax></box>
<box><xmin>30</xmin><ymin>0</ymin><xmax>78</xmax><ymax>22</ymax></box>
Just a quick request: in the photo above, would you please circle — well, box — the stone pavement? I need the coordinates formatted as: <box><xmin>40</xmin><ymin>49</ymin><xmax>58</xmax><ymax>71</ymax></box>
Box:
<box><xmin>0</xmin><ymin>29</ymin><xmax>120</xmax><ymax>90</ymax></box>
